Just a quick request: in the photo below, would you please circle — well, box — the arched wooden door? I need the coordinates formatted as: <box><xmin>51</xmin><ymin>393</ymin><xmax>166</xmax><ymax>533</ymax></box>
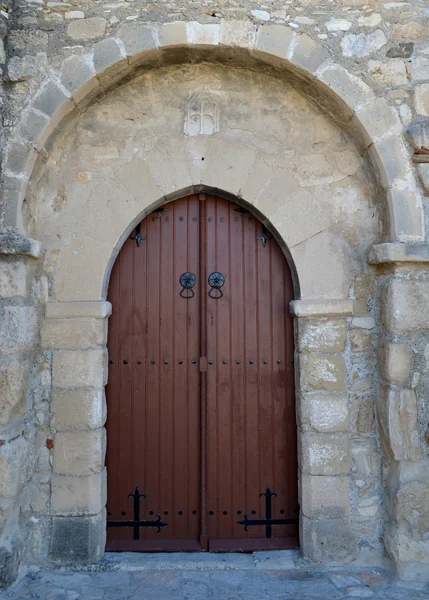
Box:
<box><xmin>106</xmin><ymin>193</ymin><xmax>298</xmax><ymax>552</ymax></box>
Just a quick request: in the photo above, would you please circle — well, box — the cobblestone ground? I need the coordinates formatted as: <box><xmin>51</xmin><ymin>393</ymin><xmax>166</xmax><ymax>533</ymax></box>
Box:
<box><xmin>2</xmin><ymin>553</ymin><xmax>429</xmax><ymax>600</ymax></box>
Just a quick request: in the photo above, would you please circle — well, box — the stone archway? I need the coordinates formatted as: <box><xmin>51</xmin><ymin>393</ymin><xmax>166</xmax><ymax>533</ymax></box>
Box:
<box><xmin>0</xmin><ymin>21</ymin><xmax>427</xmax><ymax>581</ymax></box>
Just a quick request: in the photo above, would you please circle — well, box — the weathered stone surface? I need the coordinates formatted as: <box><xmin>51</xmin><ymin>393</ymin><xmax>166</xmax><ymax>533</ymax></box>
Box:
<box><xmin>300</xmin><ymin>474</ymin><xmax>350</xmax><ymax>519</ymax></box>
<box><xmin>51</xmin><ymin>470</ymin><xmax>107</xmax><ymax>515</ymax></box>
<box><xmin>341</xmin><ymin>30</ymin><xmax>387</xmax><ymax>58</ymax></box>
<box><xmin>32</xmin><ymin>82</ymin><xmax>70</xmax><ymax>119</ymax></box>
<box><xmin>45</xmin><ymin>302</ymin><xmax>112</xmax><ymax>320</ymax></box>
<box><xmin>386</xmin><ymin>43</ymin><xmax>414</xmax><ymax>59</ymax></box>
<box><xmin>391</xmin><ymin>480</ymin><xmax>429</xmax><ymax>532</ymax></box>
<box><xmin>0</xmin><ymin>235</ymin><xmax>40</xmax><ymax>258</ymax></box>
<box><xmin>350</xmin><ymin>329</ymin><xmax>372</xmax><ymax>354</ymax></box>
<box><xmin>116</xmin><ymin>23</ymin><xmax>158</xmax><ymax>62</ymax></box>
<box><xmin>356</xmin><ymin>397</ymin><xmax>375</xmax><ymax>434</ymax></box>
<box><xmin>0</xmin><ymin>306</ymin><xmax>37</xmax><ymax>356</ymax></box>
<box><xmin>415</xmin><ymin>84</ymin><xmax>429</xmax><ymax>117</ymax></box>
<box><xmin>52</xmin><ymin>349</ymin><xmax>107</xmax><ymax>389</ymax></box>
<box><xmin>297</xmin><ymin>319</ymin><xmax>346</xmax><ymax>353</ymax></box>
<box><xmin>301</xmin><ymin>516</ymin><xmax>356</xmax><ymax>561</ymax></box>
<box><xmin>93</xmin><ymin>38</ymin><xmax>125</xmax><ymax>74</ymax></box>
<box><xmin>379</xmin><ymin>342</ymin><xmax>412</xmax><ymax>383</ymax></box>
<box><xmin>51</xmin><ymin>388</ymin><xmax>106</xmax><ymax>431</ymax></box>
<box><xmin>376</xmin><ymin>384</ymin><xmax>421</xmax><ymax>461</ymax></box>
<box><xmin>0</xmin><ymin>540</ymin><xmax>22</xmax><ymax>589</ymax></box>
<box><xmin>385</xmin><ymin>525</ymin><xmax>429</xmax><ymax>581</ymax></box>
<box><xmin>41</xmin><ymin>318</ymin><xmax>106</xmax><ymax>350</ymax></box>
<box><xmin>299</xmin><ymin>432</ymin><xmax>350</xmax><ymax>475</ymax></box>
<box><xmin>299</xmin><ymin>354</ymin><xmax>347</xmax><ymax>393</ymax></box>
<box><xmin>50</xmin><ymin>511</ymin><xmax>106</xmax><ymax>564</ymax></box>
<box><xmin>382</xmin><ymin>278</ymin><xmax>429</xmax><ymax>333</ymax></box>
<box><xmin>351</xmin><ymin>439</ymin><xmax>380</xmax><ymax>476</ymax></box>
<box><xmin>0</xmin><ymin>360</ymin><xmax>30</xmax><ymax>426</ymax></box>
<box><xmin>53</xmin><ymin>429</ymin><xmax>106</xmax><ymax>476</ymax></box>
<box><xmin>299</xmin><ymin>394</ymin><xmax>349</xmax><ymax>433</ymax></box>
<box><xmin>0</xmin><ymin>261</ymin><xmax>26</xmax><ymax>298</ymax></box>
<box><xmin>368</xmin><ymin>60</ymin><xmax>407</xmax><ymax>87</ymax></box>
<box><xmin>0</xmin><ymin>438</ymin><xmax>32</xmax><ymax>499</ymax></box>
<box><xmin>67</xmin><ymin>18</ymin><xmax>107</xmax><ymax>41</ymax></box>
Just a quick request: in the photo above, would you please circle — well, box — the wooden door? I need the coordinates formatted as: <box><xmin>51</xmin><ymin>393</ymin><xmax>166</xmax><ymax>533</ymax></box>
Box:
<box><xmin>106</xmin><ymin>194</ymin><xmax>298</xmax><ymax>552</ymax></box>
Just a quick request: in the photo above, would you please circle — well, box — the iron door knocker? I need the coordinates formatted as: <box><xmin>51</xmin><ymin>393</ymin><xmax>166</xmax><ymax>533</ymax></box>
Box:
<box><xmin>208</xmin><ymin>272</ymin><xmax>225</xmax><ymax>299</ymax></box>
<box><xmin>179</xmin><ymin>272</ymin><xmax>196</xmax><ymax>298</ymax></box>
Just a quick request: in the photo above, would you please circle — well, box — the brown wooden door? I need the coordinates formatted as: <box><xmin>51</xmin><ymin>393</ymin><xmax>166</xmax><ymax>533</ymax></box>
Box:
<box><xmin>106</xmin><ymin>193</ymin><xmax>298</xmax><ymax>552</ymax></box>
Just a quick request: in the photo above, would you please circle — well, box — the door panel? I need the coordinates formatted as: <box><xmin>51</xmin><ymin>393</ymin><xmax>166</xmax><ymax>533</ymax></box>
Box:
<box><xmin>205</xmin><ymin>197</ymin><xmax>298</xmax><ymax>549</ymax></box>
<box><xmin>106</xmin><ymin>196</ymin><xmax>201</xmax><ymax>550</ymax></box>
<box><xmin>106</xmin><ymin>193</ymin><xmax>298</xmax><ymax>552</ymax></box>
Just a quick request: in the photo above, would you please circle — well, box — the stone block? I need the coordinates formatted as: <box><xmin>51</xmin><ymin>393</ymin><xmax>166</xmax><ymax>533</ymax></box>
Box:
<box><xmin>379</xmin><ymin>342</ymin><xmax>412</xmax><ymax>383</ymax></box>
<box><xmin>0</xmin><ymin>540</ymin><xmax>23</xmax><ymax>589</ymax></box>
<box><xmin>60</xmin><ymin>55</ymin><xmax>98</xmax><ymax>104</ymax></box>
<box><xmin>67</xmin><ymin>18</ymin><xmax>107</xmax><ymax>41</ymax></box>
<box><xmin>0</xmin><ymin>261</ymin><xmax>26</xmax><ymax>298</ymax></box>
<box><xmin>391</xmin><ymin>480</ymin><xmax>429</xmax><ymax>532</ymax></box>
<box><xmin>186</xmin><ymin>22</ymin><xmax>220</xmax><ymax>45</ymax></box>
<box><xmin>368</xmin><ymin>59</ymin><xmax>407</xmax><ymax>87</ymax></box>
<box><xmin>52</xmin><ymin>469</ymin><xmax>106</xmax><ymax>515</ymax></box>
<box><xmin>51</xmin><ymin>388</ymin><xmax>106</xmax><ymax>431</ymax></box>
<box><xmin>417</xmin><ymin>164</ymin><xmax>429</xmax><ymax>196</ymax></box>
<box><xmin>45</xmin><ymin>301</ymin><xmax>112</xmax><ymax>319</ymax></box>
<box><xmin>351</xmin><ymin>439</ymin><xmax>380</xmax><ymax>476</ymax></box>
<box><xmin>318</xmin><ymin>64</ymin><xmax>374</xmax><ymax>114</ymax></box>
<box><xmin>299</xmin><ymin>432</ymin><xmax>350</xmax><ymax>475</ymax></box>
<box><xmin>301</xmin><ymin>515</ymin><xmax>356</xmax><ymax>561</ymax></box>
<box><xmin>297</xmin><ymin>318</ymin><xmax>346</xmax><ymax>353</ymax></box>
<box><xmin>159</xmin><ymin>21</ymin><xmax>187</xmax><ymax>47</ymax></box>
<box><xmin>50</xmin><ymin>510</ymin><xmax>106</xmax><ymax>564</ymax></box>
<box><xmin>32</xmin><ymin>82</ymin><xmax>70</xmax><ymax>119</ymax></box>
<box><xmin>0</xmin><ymin>306</ymin><xmax>37</xmax><ymax>356</ymax></box>
<box><xmin>382</xmin><ymin>278</ymin><xmax>429</xmax><ymax>333</ymax></box>
<box><xmin>350</xmin><ymin>329</ymin><xmax>373</xmax><ymax>354</ymax></box>
<box><xmin>53</xmin><ymin>429</ymin><xmax>106</xmax><ymax>476</ymax></box>
<box><xmin>300</xmin><ymin>474</ymin><xmax>350</xmax><ymax>519</ymax></box>
<box><xmin>415</xmin><ymin>83</ymin><xmax>429</xmax><ymax>117</ymax></box>
<box><xmin>52</xmin><ymin>349</ymin><xmax>107</xmax><ymax>388</ymax></box>
<box><xmin>290</xmin><ymin>33</ymin><xmax>330</xmax><ymax>76</ymax></box>
<box><xmin>352</xmin><ymin>97</ymin><xmax>402</xmax><ymax>148</ymax></box>
<box><xmin>0</xmin><ymin>438</ymin><xmax>32</xmax><ymax>499</ymax></box>
<box><xmin>3</xmin><ymin>141</ymin><xmax>31</xmax><ymax>176</ymax></box>
<box><xmin>299</xmin><ymin>394</ymin><xmax>349</xmax><ymax>433</ymax></box>
<box><xmin>386</xmin><ymin>187</ymin><xmax>424</xmax><ymax>243</ymax></box>
<box><xmin>219</xmin><ymin>20</ymin><xmax>256</xmax><ymax>48</ymax></box>
<box><xmin>377</xmin><ymin>384</ymin><xmax>421</xmax><ymax>462</ymax></box>
<box><xmin>290</xmin><ymin>300</ymin><xmax>353</xmax><ymax>318</ymax></box>
<box><xmin>41</xmin><ymin>318</ymin><xmax>107</xmax><ymax>350</ymax></box>
<box><xmin>16</xmin><ymin>110</ymin><xmax>50</xmax><ymax>144</ymax></box>
<box><xmin>0</xmin><ymin>234</ymin><xmax>40</xmax><ymax>258</ymax></box>
<box><xmin>299</xmin><ymin>354</ymin><xmax>347</xmax><ymax>393</ymax></box>
<box><xmin>0</xmin><ymin>360</ymin><xmax>30</xmax><ymax>426</ymax></box>
<box><xmin>385</xmin><ymin>525</ymin><xmax>429</xmax><ymax>582</ymax></box>
<box><xmin>255</xmin><ymin>25</ymin><xmax>295</xmax><ymax>61</ymax></box>
<box><xmin>116</xmin><ymin>24</ymin><xmax>158</xmax><ymax>63</ymax></box>
<box><xmin>367</xmin><ymin>136</ymin><xmax>413</xmax><ymax>191</ymax></box>
<box><xmin>93</xmin><ymin>38</ymin><xmax>126</xmax><ymax>74</ymax></box>
<box><xmin>356</xmin><ymin>397</ymin><xmax>375</xmax><ymax>434</ymax></box>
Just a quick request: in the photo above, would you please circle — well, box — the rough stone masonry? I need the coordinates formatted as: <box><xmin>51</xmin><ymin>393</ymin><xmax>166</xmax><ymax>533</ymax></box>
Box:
<box><xmin>0</xmin><ymin>0</ymin><xmax>429</xmax><ymax>591</ymax></box>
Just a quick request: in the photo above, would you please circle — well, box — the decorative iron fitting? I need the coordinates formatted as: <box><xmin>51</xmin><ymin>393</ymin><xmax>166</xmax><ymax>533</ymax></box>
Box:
<box><xmin>130</xmin><ymin>223</ymin><xmax>146</xmax><ymax>247</ymax></box>
<box><xmin>208</xmin><ymin>272</ymin><xmax>225</xmax><ymax>299</ymax></box>
<box><xmin>179</xmin><ymin>272</ymin><xmax>196</xmax><ymax>298</ymax></box>
<box><xmin>237</xmin><ymin>485</ymin><xmax>298</xmax><ymax>539</ymax></box>
<box><xmin>107</xmin><ymin>486</ymin><xmax>168</xmax><ymax>539</ymax></box>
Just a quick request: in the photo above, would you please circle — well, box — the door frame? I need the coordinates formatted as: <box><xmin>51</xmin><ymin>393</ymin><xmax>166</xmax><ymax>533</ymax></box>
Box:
<box><xmin>46</xmin><ymin>186</ymin><xmax>355</xmax><ymax>565</ymax></box>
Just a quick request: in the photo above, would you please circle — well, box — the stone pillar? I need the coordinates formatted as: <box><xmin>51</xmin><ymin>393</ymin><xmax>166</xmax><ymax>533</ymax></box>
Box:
<box><xmin>291</xmin><ymin>300</ymin><xmax>357</xmax><ymax>562</ymax></box>
<box><xmin>0</xmin><ymin>234</ymin><xmax>40</xmax><ymax>588</ymax></box>
<box><xmin>370</xmin><ymin>243</ymin><xmax>429</xmax><ymax>581</ymax></box>
<box><xmin>43</xmin><ymin>301</ymin><xmax>111</xmax><ymax>565</ymax></box>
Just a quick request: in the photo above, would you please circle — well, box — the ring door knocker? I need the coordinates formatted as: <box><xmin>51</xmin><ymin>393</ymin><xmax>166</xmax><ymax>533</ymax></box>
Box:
<box><xmin>208</xmin><ymin>272</ymin><xmax>225</xmax><ymax>299</ymax></box>
<box><xmin>179</xmin><ymin>272</ymin><xmax>196</xmax><ymax>299</ymax></box>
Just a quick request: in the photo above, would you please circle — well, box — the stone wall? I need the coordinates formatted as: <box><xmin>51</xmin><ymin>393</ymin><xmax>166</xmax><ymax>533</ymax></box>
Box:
<box><xmin>0</xmin><ymin>0</ymin><xmax>429</xmax><ymax>589</ymax></box>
